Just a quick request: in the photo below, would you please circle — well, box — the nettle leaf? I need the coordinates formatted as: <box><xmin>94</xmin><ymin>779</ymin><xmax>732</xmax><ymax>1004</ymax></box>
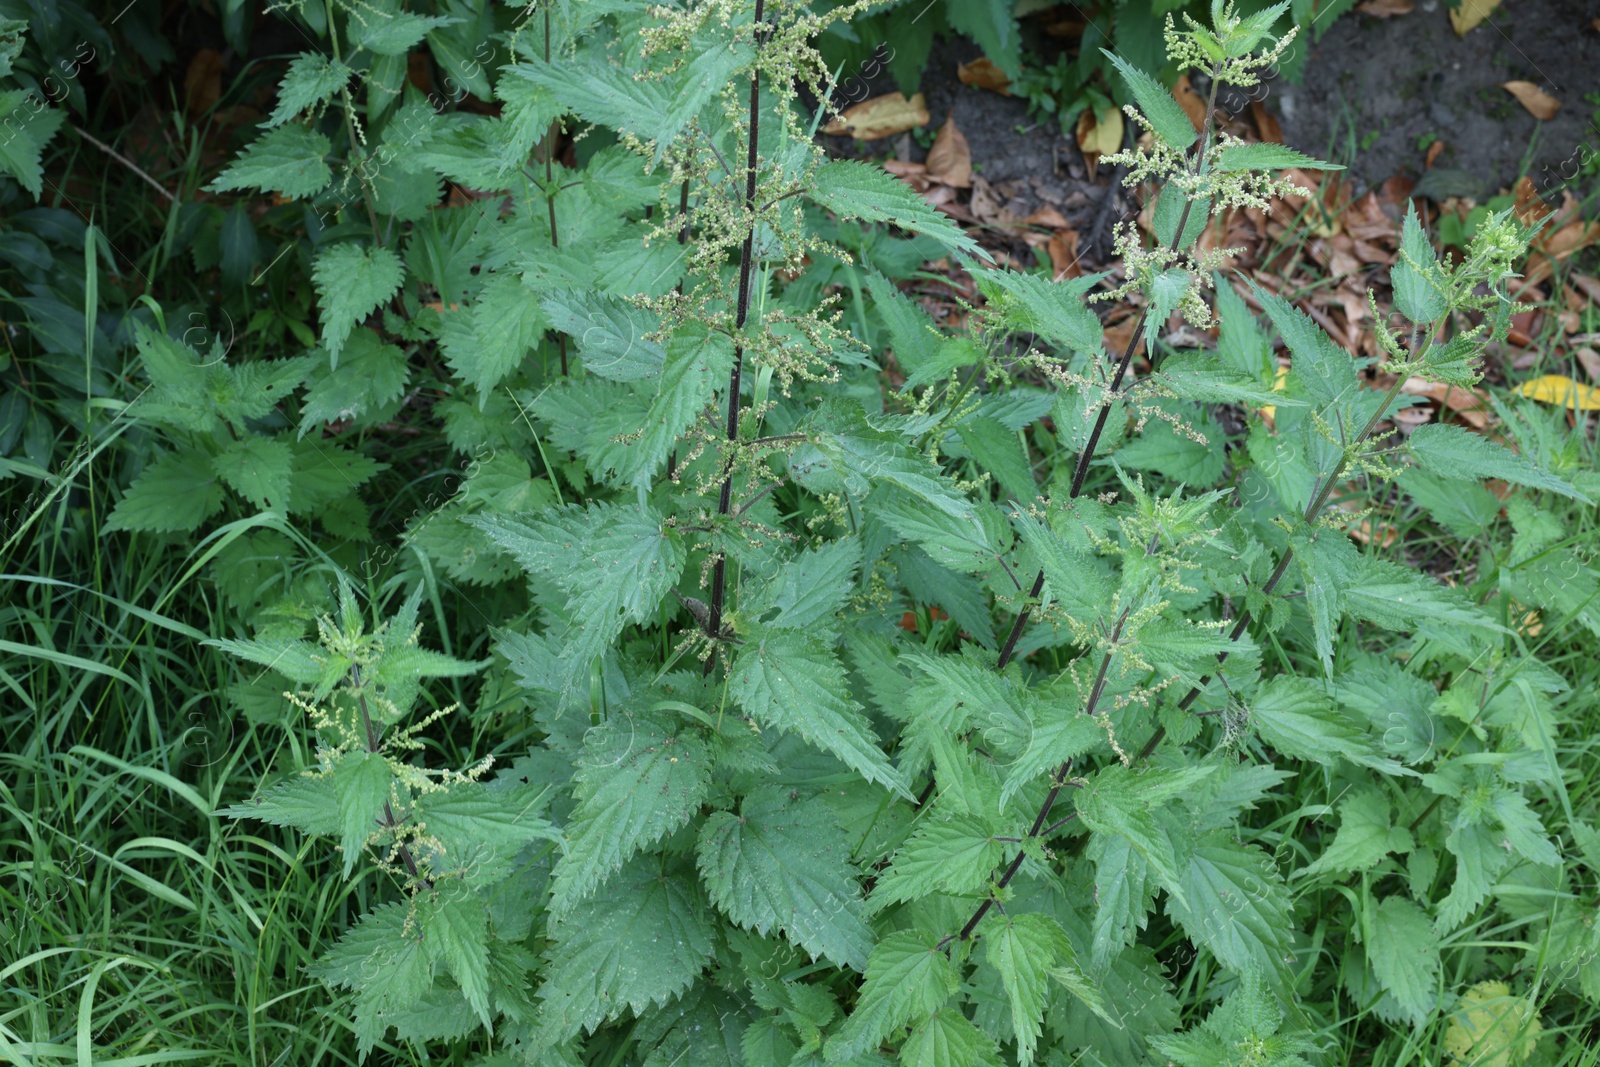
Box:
<box><xmin>866</xmin><ymin>270</ymin><xmax>940</xmax><ymax>371</ymax></box>
<box><xmin>312</xmin><ymin>243</ymin><xmax>405</xmax><ymax>365</ymax></box>
<box><xmin>220</xmin><ymin>772</ymin><xmax>339</xmax><ymax>835</ymax></box>
<box><xmin>872</xmin><ymin>489</ymin><xmax>997</xmax><ymax>575</ymax></box>
<box><xmin>212</xmin><ymin>436</ymin><xmax>294</xmax><ymax>511</ymax></box>
<box><xmin>899</xmin><ymin>1008</ymin><xmax>1005</xmax><ymax>1067</ymax></box>
<box><xmin>1438</xmin><ymin>821</ymin><xmax>1511</xmax><ymax>932</ymax></box>
<box><xmin>549</xmin><ymin>712</ymin><xmax>711</xmax><ymax>917</ymax></box>
<box><xmin>826</xmin><ymin>930</ymin><xmax>957</xmax><ymax>1063</ymax></box>
<box><xmin>419</xmin><ymin>886</ymin><xmax>492</xmax><ymax>1026</ymax></box>
<box><xmin>298</xmin><ymin>327</ymin><xmax>410</xmax><ymax>434</ymax></box>
<box><xmin>1408</xmin><ymin>422</ymin><xmax>1589</xmax><ymax>502</ymax></box>
<box><xmin>0</xmin><ymin>90</ymin><xmax>66</xmax><ymax>198</ymax></box>
<box><xmin>356</xmin><ymin>12</ymin><xmax>459</xmax><ymax>55</ymax></box>
<box><xmin>810</xmin><ymin>160</ymin><xmax>984</xmax><ymax>260</ymax></box>
<box><xmin>537</xmin><ymin>856</ymin><xmax>715</xmax><ymax>1043</ymax></box>
<box><xmin>1164</xmin><ymin>831</ymin><xmax>1294</xmax><ymax>986</ymax></box>
<box><xmin>619</xmin><ymin>323</ymin><xmax>734</xmax><ymax>488</ymax></box>
<box><xmin>870</xmin><ymin>811</ymin><xmax>1008</xmax><ymax>909</ymax></box>
<box><xmin>473</xmin><ymin>504</ymin><xmax>686</xmax><ymax>693</ymax></box>
<box><xmin>1251</xmin><ymin>675</ymin><xmax>1391</xmax><ymax>770</ymax></box>
<box><xmin>1212</xmin><ymin>142</ymin><xmax>1342</xmax><ymax>173</ymax></box>
<box><xmin>542</xmin><ymin>289</ymin><xmax>665</xmax><ymax>382</ymax></box>
<box><xmin>696</xmin><ymin>787</ymin><xmax>873</xmax><ymax>971</ymax></box>
<box><xmin>1366</xmin><ymin>895</ymin><xmax>1441</xmax><ymax>1028</ymax></box>
<box><xmin>1392</xmin><ymin>203</ymin><xmax>1447</xmax><ymax>325</ymax></box>
<box><xmin>332</xmin><ymin>749</ymin><xmax>392</xmax><ymax>878</ymax></box>
<box><xmin>1102</xmin><ymin>50</ymin><xmax>1197</xmax><ymax>150</ymax></box>
<box><xmin>413</xmin><ymin>781</ymin><xmax>559</xmax><ymax>887</ymax></box>
<box><xmin>985</xmin><ymin>913</ymin><xmax>1079</xmax><ymax>1066</ymax></box>
<box><xmin>1089</xmin><ymin>832</ymin><xmax>1155</xmax><ymax>970</ymax></box>
<box><xmin>106</xmin><ymin>448</ymin><xmax>225</xmax><ymax>533</ymax></box>
<box><xmin>266</xmin><ymin>53</ymin><xmax>352</xmax><ymax>126</ymax></box>
<box><xmin>1075</xmin><ymin>765</ymin><xmax>1215</xmax><ymax>903</ymax></box>
<box><xmin>440</xmin><ymin>270</ymin><xmax>548</xmax><ymax>400</ymax></box>
<box><xmin>309</xmin><ymin>903</ymin><xmax>432</xmax><ymax>1056</ymax></box>
<box><xmin>748</xmin><ymin>536</ymin><xmax>861</xmax><ymax>630</ymax></box>
<box><xmin>208</xmin><ymin>123</ymin><xmax>332</xmax><ymax>199</ymax></box>
<box><xmin>1251</xmin><ymin>282</ymin><xmax>1359</xmax><ymax>409</ymax></box>
<box><xmin>975</xmin><ymin>269</ymin><xmax>1105</xmax><ymax>355</ymax></box>
<box><xmin>957</xmin><ymin>417</ymin><xmax>1036</xmax><ymax>503</ymax></box>
<box><xmin>1297</xmin><ymin>788</ymin><xmax>1413</xmax><ymax>880</ymax></box>
<box><xmin>731</xmin><ymin>629</ymin><xmax>910</xmax><ymax>798</ymax></box>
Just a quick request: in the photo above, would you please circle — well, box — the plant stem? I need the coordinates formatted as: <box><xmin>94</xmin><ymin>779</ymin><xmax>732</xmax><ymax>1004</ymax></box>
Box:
<box><xmin>704</xmin><ymin>0</ymin><xmax>766</xmax><ymax>662</ymax></box>
<box><xmin>942</xmin><ymin>607</ymin><xmax>1128</xmax><ymax>949</ymax></box>
<box><xmin>350</xmin><ymin>666</ymin><xmax>430</xmax><ymax>888</ymax></box>
<box><xmin>545</xmin><ymin>8</ymin><xmax>568</xmax><ymax>376</ymax></box>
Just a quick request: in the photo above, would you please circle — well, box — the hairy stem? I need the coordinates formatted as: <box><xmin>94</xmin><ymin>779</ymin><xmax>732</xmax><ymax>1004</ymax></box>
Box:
<box><xmin>704</xmin><ymin>0</ymin><xmax>767</xmax><ymax>661</ymax></box>
<box><xmin>545</xmin><ymin>9</ymin><xmax>568</xmax><ymax>376</ymax></box>
<box><xmin>351</xmin><ymin>667</ymin><xmax>430</xmax><ymax>889</ymax></box>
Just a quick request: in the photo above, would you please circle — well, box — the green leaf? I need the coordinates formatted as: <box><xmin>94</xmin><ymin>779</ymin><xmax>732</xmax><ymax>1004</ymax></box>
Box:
<box><xmin>615</xmin><ymin>323</ymin><xmax>733</xmax><ymax>487</ymax></box>
<box><xmin>1211</xmin><ymin>142</ymin><xmax>1342</xmax><ymax>173</ymax></box>
<box><xmin>332</xmin><ymin>750</ymin><xmax>392</xmax><ymax>878</ymax></box>
<box><xmin>1393</xmin><ymin>203</ymin><xmax>1447</xmax><ymax>325</ymax></box>
<box><xmin>550</xmin><ymin>712</ymin><xmax>711</xmax><ymax>917</ymax></box>
<box><xmin>974</xmin><ymin>270</ymin><xmax>1104</xmax><ymax>355</ymax></box>
<box><xmin>1151</xmin><ymin>968</ymin><xmax>1316</xmax><ymax>1067</ymax></box>
<box><xmin>1076</xmin><ymin>765</ymin><xmax>1214</xmax><ymax>903</ymax></box>
<box><xmin>872</xmin><ymin>490</ymin><xmax>996</xmax><ymax>574</ymax></box>
<box><xmin>1158</xmin><ymin>351</ymin><xmax>1305</xmax><ymax>408</ymax></box>
<box><xmin>899</xmin><ymin>1008</ymin><xmax>1004</xmax><ymax>1067</ymax></box>
<box><xmin>538</xmin><ymin>856</ymin><xmax>716</xmax><ymax>1043</ymax></box>
<box><xmin>473</xmin><ymin>504</ymin><xmax>686</xmax><ymax>694</ymax></box>
<box><xmin>957</xmin><ymin>417</ymin><xmax>1036</xmax><ymax>502</ymax></box>
<box><xmin>308</xmin><ymin>903</ymin><xmax>432</xmax><ymax>1056</ymax></box>
<box><xmin>1101</xmin><ymin>50</ymin><xmax>1197</xmax><ymax>150</ymax></box>
<box><xmin>0</xmin><ymin>90</ymin><xmax>66</xmax><ymax>198</ymax></box>
<box><xmin>212</xmin><ymin>436</ymin><xmax>294</xmax><ymax>511</ymax></box>
<box><xmin>420</xmin><ymin>886</ymin><xmax>492</xmax><ymax>1025</ymax></box>
<box><xmin>1089</xmin><ymin>831</ymin><xmax>1155</xmax><ymax>970</ymax></box>
<box><xmin>985</xmin><ymin>913</ymin><xmax>1075</xmax><ymax>1066</ymax></box>
<box><xmin>1408</xmin><ymin>423</ymin><xmax>1589</xmax><ymax>502</ymax></box>
<box><xmin>870</xmin><ymin>812</ymin><xmax>1008</xmax><ymax>909</ymax></box>
<box><xmin>1251</xmin><ymin>282</ymin><xmax>1359</xmax><ymax>409</ymax></box>
<box><xmin>866</xmin><ymin>270</ymin><xmax>940</xmax><ymax>373</ymax></box>
<box><xmin>1164</xmin><ymin>831</ymin><xmax>1294</xmax><ymax>985</ymax></box>
<box><xmin>1252</xmin><ymin>675</ymin><xmax>1390</xmax><ymax>770</ymax></box>
<box><xmin>1297</xmin><ymin>788</ymin><xmax>1412</xmax><ymax>879</ymax></box>
<box><xmin>731</xmin><ymin>630</ymin><xmax>909</xmax><ymax>798</ymax></box>
<box><xmin>1437</xmin><ymin>821</ymin><xmax>1511</xmax><ymax>932</ymax></box>
<box><xmin>412</xmin><ymin>781</ymin><xmax>558</xmax><ymax>887</ymax></box>
<box><xmin>266</xmin><ymin>53</ymin><xmax>352</xmax><ymax>126</ymax></box>
<box><xmin>696</xmin><ymin>787</ymin><xmax>873</xmax><ymax>970</ymax></box>
<box><xmin>1366</xmin><ymin>896</ymin><xmax>1440</xmax><ymax>1028</ymax></box>
<box><xmin>219</xmin><ymin>773</ymin><xmax>339</xmax><ymax>835</ymax></box>
<box><xmin>826</xmin><ymin>930</ymin><xmax>957</xmax><ymax>1063</ymax></box>
<box><xmin>208</xmin><ymin>123</ymin><xmax>333</xmax><ymax>200</ymax></box>
<box><xmin>298</xmin><ymin>327</ymin><xmax>410</xmax><ymax>434</ymax></box>
<box><xmin>312</xmin><ymin>243</ymin><xmax>405</xmax><ymax>365</ymax></box>
<box><xmin>542</xmin><ymin>289</ymin><xmax>665</xmax><ymax>382</ymax></box>
<box><xmin>810</xmin><ymin>160</ymin><xmax>984</xmax><ymax>260</ymax></box>
<box><xmin>105</xmin><ymin>448</ymin><xmax>225</xmax><ymax>533</ymax></box>
<box><xmin>356</xmin><ymin>12</ymin><xmax>459</xmax><ymax>55</ymax></box>
<box><xmin>441</xmin><ymin>270</ymin><xmax>548</xmax><ymax>399</ymax></box>
<box><xmin>754</xmin><ymin>536</ymin><xmax>861</xmax><ymax>630</ymax></box>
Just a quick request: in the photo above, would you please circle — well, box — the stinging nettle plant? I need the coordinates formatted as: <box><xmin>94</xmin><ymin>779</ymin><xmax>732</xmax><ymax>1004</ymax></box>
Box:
<box><xmin>211</xmin><ymin>0</ymin><xmax>1598</xmax><ymax>1063</ymax></box>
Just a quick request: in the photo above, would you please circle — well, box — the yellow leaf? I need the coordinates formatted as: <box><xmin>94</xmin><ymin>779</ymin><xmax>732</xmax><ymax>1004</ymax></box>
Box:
<box><xmin>1449</xmin><ymin>0</ymin><xmax>1502</xmax><ymax>34</ymax></box>
<box><xmin>1075</xmin><ymin>106</ymin><xmax>1123</xmax><ymax>171</ymax></box>
<box><xmin>1443</xmin><ymin>981</ymin><xmax>1541</xmax><ymax>1067</ymax></box>
<box><xmin>1501</xmin><ymin>81</ymin><xmax>1561</xmax><ymax>120</ymax></box>
<box><xmin>822</xmin><ymin>92</ymin><xmax>930</xmax><ymax>140</ymax></box>
<box><xmin>1517</xmin><ymin>374</ymin><xmax>1600</xmax><ymax>410</ymax></box>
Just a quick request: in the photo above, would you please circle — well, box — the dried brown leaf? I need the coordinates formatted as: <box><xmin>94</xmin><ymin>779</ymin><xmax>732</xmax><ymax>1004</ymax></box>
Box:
<box><xmin>1502</xmin><ymin>81</ymin><xmax>1561</xmax><ymax>120</ymax></box>
<box><xmin>823</xmin><ymin>92</ymin><xmax>930</xmax><ymax>140</ymax></box>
